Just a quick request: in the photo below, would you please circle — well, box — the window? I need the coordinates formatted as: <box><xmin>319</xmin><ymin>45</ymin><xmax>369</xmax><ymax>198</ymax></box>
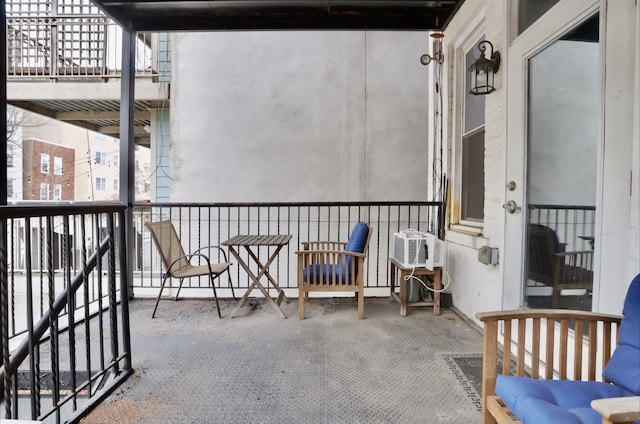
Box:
<box><xmin>53</xmin><ymin>184</ymin><xmax>62</xmax><ymax>201</ymax></box>
<box><xmin>462</xmin><ymin>129</ymin><xmax>485</xmax><ymax>221</ymax></box>
<box><xmin>41</xmin><ymin>153</ymin><xmax>50</xmax><ymax>174</ymax></box>
<box><xmin>54</xmin><ymin>156</ymin><xmax>63</xmax><ymax>175</ymax></box>
<box><xmin>7</xmin><ymin>179</ymin><xmax>15</xmax><ymax>198</ymax></box>
<box><xmin>517</xmin><ymin>0</ymin><xmax>560</xmax><ymax>35</ymax></box>
<box><xmin>7</xmin><ymin>145</ymin><xmax>14</xmax><ymax>167</ymax></box>
<box><xmin>40</xmin><ymin>183</ymin><xmax>49</xmax><ymax>200</ymax></box>
<box><xmin>113</xmin><ymin>155</ymin><xmax>119</xmax><ymax>167</ymax></box>
<box><xmin>95</xmin><ymin>151</ymin><xmax>106</xmax><ymax>165</ymax></box>
<box><xmin>96</xmin><ymin>177</ymin><xmax>107</xmax><ymax>191</ymax></box>
<box><xmin>459</xmin><ymin>37</ymin><xmax>486</xmax><ymax>224</ymax></box>
<box><xmin>113</xmin><ymin>179</ymin><xmax>119</xmax><ymax>191</ymax></box>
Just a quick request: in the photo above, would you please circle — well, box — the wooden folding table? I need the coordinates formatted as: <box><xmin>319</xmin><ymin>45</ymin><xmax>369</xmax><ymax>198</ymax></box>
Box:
<box><xmin>222</xmin><ymin>234</ymin><xmax>292</xmax><ymax>318</ymax></box>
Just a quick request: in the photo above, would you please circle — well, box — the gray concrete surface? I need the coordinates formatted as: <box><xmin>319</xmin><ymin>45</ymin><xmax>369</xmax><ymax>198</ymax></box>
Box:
<box><xmin>81</xmin><ymin>296</ymin><xmax>484</xmax><ymax>423</ymax></box>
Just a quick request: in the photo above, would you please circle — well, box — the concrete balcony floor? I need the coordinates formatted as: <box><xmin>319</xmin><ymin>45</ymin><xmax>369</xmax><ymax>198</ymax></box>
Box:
<box><xmin>83</xmin><ymin>296</ymin><xmax>484</xmax><ymax>423</ymax></box>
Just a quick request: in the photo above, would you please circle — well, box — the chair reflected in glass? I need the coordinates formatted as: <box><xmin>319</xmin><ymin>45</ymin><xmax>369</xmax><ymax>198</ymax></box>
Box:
<box><xmin>146</xmin><ymin>220</ymin><xmax>235</xmax><ymax>318</ymax></box>
<box><xmin>527</xmin><ymin>224</ymin><xmax>593</xmax><ymax>310</ymax></box>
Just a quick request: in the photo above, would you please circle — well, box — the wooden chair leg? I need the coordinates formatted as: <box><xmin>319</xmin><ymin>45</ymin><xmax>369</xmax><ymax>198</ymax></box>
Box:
<box><xmin>152</xmin><ymin>274</ymin><xmax>171</xmax><ymax>318</ymax></box>
<box><xmin>357</xmin><ymin>286</ymin><xmax>364</xmax><ymax>320</ymax></box>
<box><xmin>299</xmin><ymin>284</ymin><xmax>305</xmax><ymax>320</ymax></box>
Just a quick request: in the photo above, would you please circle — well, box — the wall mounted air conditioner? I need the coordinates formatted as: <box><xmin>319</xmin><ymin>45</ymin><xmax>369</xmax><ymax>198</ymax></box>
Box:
<box><xmin>392</xmin><ymin>229</ymin><xmax>444</xmax><ymax>270</ymax></box>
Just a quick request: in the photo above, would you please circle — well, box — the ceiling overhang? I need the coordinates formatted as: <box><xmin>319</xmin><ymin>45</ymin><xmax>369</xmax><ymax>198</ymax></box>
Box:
<box><xmin>91</xmin><ymin>0</ymin><xmax>464</xmax><ymax>32</ymax></box>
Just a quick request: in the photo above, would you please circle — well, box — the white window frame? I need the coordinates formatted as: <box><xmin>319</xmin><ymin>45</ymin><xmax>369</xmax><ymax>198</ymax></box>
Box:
<box><xmin>96</xmin><ymin>177</ymin><xmax>107</xmax><ymax>191</ymax></box>
<box><xmin>53</xmin><ymin>184</ymin><xmax>62</xmax><ymax>201</ymax></box>
<box><xmin>95</xmin><ymin>151</ymin><xmax>106</xmax><ymax>165</ymax></box>
<box><xmin>7</xmin><ymin>179</ymin><xmax>15</xmax><ymax>199</ymax></box>
<box><xmin>449</xmin><ymin>18</ymin><xmax>487</xmax><ymax>236</ymax></box>
<box><xmin>41</xmin><ymin>153</ymin><xmax>50</xmax><ymax>174</ymax></box>
<box><xmin>54</xmin><ymin>156</ymin><xmax>63</xmax><ymax>175</ymax></box>
<box><xmin>7</xmin><ymin>144</ymin><xmax>14</xmax><ymax>167</ymax></box>
<box><xmin>40</xmin><ymin>183</ymin><xmax>49</xmax><ymax>200</ymax></box>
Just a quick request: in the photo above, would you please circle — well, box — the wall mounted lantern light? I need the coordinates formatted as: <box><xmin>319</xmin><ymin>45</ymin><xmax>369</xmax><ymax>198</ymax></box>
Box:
<box><xmin>468</xmin><ymin>40</ymin><xmax>500</xmax><ymax>95</ymax></box>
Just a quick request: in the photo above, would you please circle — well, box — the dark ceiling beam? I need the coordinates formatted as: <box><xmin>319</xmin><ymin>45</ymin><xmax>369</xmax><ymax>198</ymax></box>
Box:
<box><xmin>93</xmin><ymin>0</ymin><xmax>464</xmax><ymax>31</ymax></box>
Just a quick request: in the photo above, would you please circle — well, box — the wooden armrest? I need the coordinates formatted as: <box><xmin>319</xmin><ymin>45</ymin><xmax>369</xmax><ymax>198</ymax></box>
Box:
<box><xmin>476</xmin><ymin>309</ymin><xmax>621</xmax><ymax>323</ymax></box>
<box><xmin>476</xmin><ymin>309</ymin><xmax>622</xmax><ymax>384</ymax></box>
<box><xmin>591</xmin><ymin>396</ymin><xmax>640</xmax><ymax>423</ymax></box>
<box><xmin>296</xmin><ymin>249</ymin><xmax>366</xmax><ymax>258</ymax></box>
<box><xmin>555</xmin><ymin>250</ymin><xmax>593</xmax><ymax>257</ymax></box>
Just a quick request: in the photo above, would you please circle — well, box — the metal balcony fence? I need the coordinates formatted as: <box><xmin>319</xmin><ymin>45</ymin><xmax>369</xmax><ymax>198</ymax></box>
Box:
<box><xmin>6</xmin><ymin>0</ymin><xmax>159</xmax><ymax>80</ymax></box>
<box><xmin>1</xmin><ymin>200</ymin><xmax>598</xmax><ymax>421</ymax></box>
<box><xmin>132</xmin><ymin>201</ymin><xmax>445</xmax><ymax>298</ymax></box>
<box><xmin>0</xmin><ymin>204</ymin><xmax>132</xmax><ymax>423</ymax></box>
<box><xmin>0</xmin><ymin>200</ymin><xmax>441</xmax><ymax>421</ymax></box>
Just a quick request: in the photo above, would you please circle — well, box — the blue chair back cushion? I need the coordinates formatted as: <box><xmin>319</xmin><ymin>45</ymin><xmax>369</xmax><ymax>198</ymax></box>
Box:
<box><xmin>342</xmin><ymin>222</ymin><xmax>369</xmax><ymax>269</ymax></box>
<box><xmin>602</xmin><ymin>273</ymin><xmax>640</xmax><ymax>394</ymax></box>
<box><xmin>345</xmin><ymin>222</ymin><xmax>369</xmax><ymax>253</ymax></box>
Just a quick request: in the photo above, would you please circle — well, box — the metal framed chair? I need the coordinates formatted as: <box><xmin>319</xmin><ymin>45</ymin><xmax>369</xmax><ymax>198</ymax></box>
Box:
<box><xmin>146</xmin><ymin>220</ymin><xmax>235</xmax><ymax>318</ymax></box>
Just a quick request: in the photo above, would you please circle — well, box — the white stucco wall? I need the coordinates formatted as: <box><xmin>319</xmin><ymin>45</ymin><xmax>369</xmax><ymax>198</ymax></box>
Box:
<box><xmin>597</xmin><ymin>0</ymin><xmax>639</xmax><ymax>313</ymax></box>
<box><xmin>170</xmin><ymin>31</ymin><xmax>431</xmax><ymax>202</ymax></box>
<box><xmin>438</xmin><ymin>0</ymin><xmax>507</xmax><ymax>320</ymax></box>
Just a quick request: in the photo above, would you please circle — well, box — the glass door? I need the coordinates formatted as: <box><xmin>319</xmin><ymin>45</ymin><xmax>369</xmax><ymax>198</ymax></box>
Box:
<box><xmin>524</xmin><ymin>14</ymin><xmax>599</xmax><ymax>311</ymax></box>
<box><xmin>503</xmin><ymin>4</ymin><xmax>600</xmax><ymax>311</ymax></box>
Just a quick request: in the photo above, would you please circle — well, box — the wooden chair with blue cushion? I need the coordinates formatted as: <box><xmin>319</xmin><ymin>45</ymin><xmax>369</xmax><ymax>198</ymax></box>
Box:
<box><xmin>296</xmin><ymin>222</ymin><xmax>371</xmax><ymax>320</ymax></box>
<box><xmin>477</xmin><ymin>274</ymin><xmax>640</xmax><ymax>424</ymax></box>
<box><xmin>528</xmin><ymin>224</ymin><xmax>593</xmax><ymax>308</ymax></box>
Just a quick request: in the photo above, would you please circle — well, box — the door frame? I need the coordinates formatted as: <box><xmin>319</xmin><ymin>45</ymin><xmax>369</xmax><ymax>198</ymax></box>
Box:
<box><xmin>502</xmin><ymin>0</ymin><xmax>601</xmax><ymax>310</ymax></box>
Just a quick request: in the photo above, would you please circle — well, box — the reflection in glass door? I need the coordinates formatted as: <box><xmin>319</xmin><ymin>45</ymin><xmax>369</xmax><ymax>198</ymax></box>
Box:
<box><xmin>524</xmin><ymin>14</ymin><xmax>599</xmax><ymax>311</ymax></box>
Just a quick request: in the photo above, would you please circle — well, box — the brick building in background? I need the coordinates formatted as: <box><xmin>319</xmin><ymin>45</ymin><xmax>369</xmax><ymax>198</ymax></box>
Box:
<box><xmin>22</xmin><ymin>139</ymin><xmax>75</xmax><ymax>201</ymax></box>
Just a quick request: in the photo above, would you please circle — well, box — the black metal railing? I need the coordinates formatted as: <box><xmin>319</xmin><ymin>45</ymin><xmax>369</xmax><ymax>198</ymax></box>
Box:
<box><xmin>132</xmin><ymin>201</ymin><xmax>444</xmax><ymax>297</ymax></box>
<box><xmin>0</xmin><ymin>200</ymin><xmax>442</xmax><ymax>421</ymax></box>
<box><xmin>1</xmin><ymin>204</ymin><xmax>132</xmax><ymax>423</ymax></box>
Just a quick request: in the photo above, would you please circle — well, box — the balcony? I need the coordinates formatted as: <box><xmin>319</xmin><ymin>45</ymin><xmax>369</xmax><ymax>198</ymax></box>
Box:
<box><xmin>1</xmin><ymin>199</ymin><xmax>602</xmax><ymax>422</ymax></box>
<box><xmin>2</xmin><ymin>200</ymin><xmax>480</xmax><ymax>422</ymax></box>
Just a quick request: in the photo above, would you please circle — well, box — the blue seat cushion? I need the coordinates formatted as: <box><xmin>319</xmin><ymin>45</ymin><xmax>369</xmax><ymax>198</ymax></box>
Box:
<box><xmin>496</xmin><ymin>375</ymin><xmax>636</xmax><ymax>424</ymax></box>
<box><xmin>303</xmin><ymin>264</ymin><xmax>353</xmax><ymax>284</ymax></box>
<box><xmin>603</xmin><ymin>274</ymin><xmax>640</xmax><ymax>394</ymax></box>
